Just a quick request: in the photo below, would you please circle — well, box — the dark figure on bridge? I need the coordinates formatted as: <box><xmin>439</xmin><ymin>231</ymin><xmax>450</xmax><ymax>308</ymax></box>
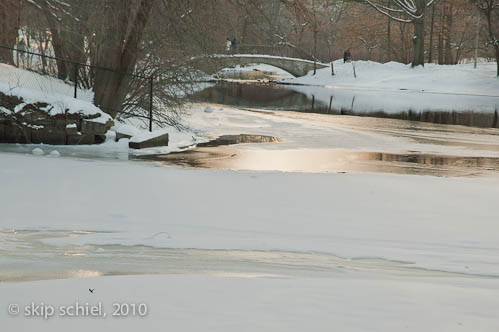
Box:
<box><xmin>343</xmin><ymin>49</ymin><xmax>352</xmax><ymax>63</ymax></box>
<box><xmin>231</xmin><ymin>38</ymin><xmax>238</xmax><ymax>53</ymax></box>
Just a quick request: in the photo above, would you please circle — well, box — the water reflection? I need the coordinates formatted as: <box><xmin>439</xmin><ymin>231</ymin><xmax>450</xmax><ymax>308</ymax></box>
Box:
<box><xmin>190</xmin><ymin>81</ymin><xmax>311</xmax><ymax>111</ymax></box>
<box><xmin>143</xmin><ymin>147</ymin><xmax>499</xmax><ymax>177</ymax></box>
<box><xmin>190</xmin><ymin>82</ymin><xmax>499</xmax><ymax>129</ymax></box>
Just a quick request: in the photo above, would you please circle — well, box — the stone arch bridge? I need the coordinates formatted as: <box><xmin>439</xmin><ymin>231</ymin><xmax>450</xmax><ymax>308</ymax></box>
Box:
<box><xmin>191</xmin><ymin>54</ymin><xmax>328</xmax><ymax>78</ymax></box>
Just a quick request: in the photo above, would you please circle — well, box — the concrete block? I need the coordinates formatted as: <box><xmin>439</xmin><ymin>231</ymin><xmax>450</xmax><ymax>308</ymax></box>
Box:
<box><xmin>129</xmin><ymin>133</ymin><xmax>169</xmax><ymax>149</ymax></box>
<box><xmin>81</xmin><ymin>119</ymin><xmax>111</xmax><ymax>135</ymax></box>
<box><xmin>116</xmin><ymin>131</ymin><xmax>133</xmax><ymax>142</ymax></box>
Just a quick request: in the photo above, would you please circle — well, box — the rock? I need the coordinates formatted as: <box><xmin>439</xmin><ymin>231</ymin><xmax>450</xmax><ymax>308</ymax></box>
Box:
<box><xmin>0</xmin><ymin>90</ymin><xmax>112</xmax><ymax>146</ymax></box>
<box><xmin>32</xmin><ymin>147</ymin><xmax>44</xmax><ymax>155</ymax></box>
<box><xmin>129</xmin><ymin>132</ymin><xmax>169</xmax><ymax>149</ymax></box>
<box><xmin>204</xmin><ymin>106</ymin><xmax>215</xmax><ymax>113</ymax></box>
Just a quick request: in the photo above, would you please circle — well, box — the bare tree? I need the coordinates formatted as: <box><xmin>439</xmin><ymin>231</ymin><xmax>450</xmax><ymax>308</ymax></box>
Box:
<box><xmin>471</xmin><ymin>0</ymin><xmax>499</xmax><ymax>76</ymax></box>
<box><xmin>364</xmin><ymin>0</ymin><xmax>439</xmax><ymax>67</ymax></box>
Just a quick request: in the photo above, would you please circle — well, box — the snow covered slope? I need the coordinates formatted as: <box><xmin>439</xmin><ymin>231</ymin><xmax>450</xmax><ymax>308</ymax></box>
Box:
<box><xmin>0</xmin><ymin>64</ymin><xmax>110</xmax><ymax>123</ymax></box>
<box><xmin>289</xmin><ymin>60</ymin><xmax>499</xmax><ymax>97</ymax></box>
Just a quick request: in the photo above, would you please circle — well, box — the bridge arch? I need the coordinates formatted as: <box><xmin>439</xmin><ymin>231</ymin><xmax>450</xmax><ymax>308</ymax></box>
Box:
<box><xmin>191</xmin><ymin>55</ymin><xmax>328</xmax><ymax>78</ymax></box>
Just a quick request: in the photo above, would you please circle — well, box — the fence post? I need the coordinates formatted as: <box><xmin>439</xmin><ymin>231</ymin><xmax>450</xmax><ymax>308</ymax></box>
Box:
<box><xmin>73</xmin><ymin>63</ymin><xmax>78</xmax><ymax>99</ymax></box>
<box><xmin>149</xmin><ymin>76</ymin><xmax>153</xmax><ymax>132</ymax></box>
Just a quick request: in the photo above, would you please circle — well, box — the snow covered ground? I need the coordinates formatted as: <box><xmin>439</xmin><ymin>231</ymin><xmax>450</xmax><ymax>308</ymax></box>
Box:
<box><xmin>284</xmin><ymin>60</ymin><xmax>499</xmax><ymax>114</ymax></box>
<box><xmin>3</xmin><ymin>274</ymin><xmax>499</xmax><ymax>332</ymax></box>
<box><xmin>0</xmin><ymin>64</ymin><xmax>111</xmax><ymax>123</ymax></box>
<box><xmin>289</xmin><ymin>60</ymin><xmax>499</xmax><ymax>97</ymax></box>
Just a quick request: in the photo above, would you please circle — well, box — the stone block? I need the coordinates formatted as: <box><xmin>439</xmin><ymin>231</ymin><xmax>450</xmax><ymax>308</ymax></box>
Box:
<box><xmin>129</xmin><ymin>133</ymin><xmax>169</xmax><ymax>149</ymax></box>
<box><xmin>67</xmin><ymin>133</ymin><xmax>95</xmax><ymax>145</ymax></box>
<box><xmin>32</xmin><ymin>129</ymin><xmax>66</xmax><ymax>145</ymax></box>
<box><xmin>65</xmin><ymin>123</ymin><xmax>78</xmax><ymax>135</ymax></box>
<box><xmin>0</xmin><ymin>122</ymin><xmax>5</xmax><ymax>141</ymax></box>
<box><xmin>3</xmin><ymin>126</ymin><xmax>26</xmax><ymax>143</ymax></box>
<box><xmin>29</xmin><ymin>128</ymin><xmax>44</xmax><ymax>144</ymax></box>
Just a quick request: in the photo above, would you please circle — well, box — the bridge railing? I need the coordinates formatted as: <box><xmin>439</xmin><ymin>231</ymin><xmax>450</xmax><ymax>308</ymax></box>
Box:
<box><xmin>225</xmin><ymin>44</ymin><xmax>308</xmax><ymax>60</ymax></box>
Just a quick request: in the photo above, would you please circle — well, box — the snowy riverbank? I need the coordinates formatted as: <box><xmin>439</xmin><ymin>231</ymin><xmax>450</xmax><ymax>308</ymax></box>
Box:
<box><xmin>288</xmin><ymin>60</ymin><xmax>499</xmax><ymax>96</ymax></box>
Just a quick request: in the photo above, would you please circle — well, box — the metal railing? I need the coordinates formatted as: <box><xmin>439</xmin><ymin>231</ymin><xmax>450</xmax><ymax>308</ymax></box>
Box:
<box><xmin>0</xmin><ymin>45</ymin><xmax>154</xmax><ymax>131</ymax></box>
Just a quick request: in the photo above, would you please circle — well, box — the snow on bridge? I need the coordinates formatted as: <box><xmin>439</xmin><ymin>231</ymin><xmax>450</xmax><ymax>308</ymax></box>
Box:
<box><xmin>191</xmin><ymin>54</ymin><xmax>329</xmax><ymax>78</ymax></box>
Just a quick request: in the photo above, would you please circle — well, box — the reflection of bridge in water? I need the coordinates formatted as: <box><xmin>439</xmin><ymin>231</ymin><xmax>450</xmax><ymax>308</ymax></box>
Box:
<box><xmin>191</xmin><ymin>54</ymin><xmax>328</xmax><ymax>78</ymax></box>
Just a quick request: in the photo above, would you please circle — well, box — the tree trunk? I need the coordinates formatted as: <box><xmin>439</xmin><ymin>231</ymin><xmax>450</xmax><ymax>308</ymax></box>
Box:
<box><xmin>483</xmin><ymin>3</ymin><xmax>499</xmax><ymax>76</ymax></box>
<box><xmin>411</xmin><ymin>0</ymin><xmax>426</xmax><ymax>67</ymax></box>
<box><xmin>412</xmin><ymin>20</ymin><xmax>426</xmax><ymax>67</ymax></box>
<box><xmin>386</xmin><ymin>0</ymin><xmax>392</xmax><ymax>62</ymax></box>
<box><xmin>495</xmin><ymin>47</ymin><xmax>499</xmax><ymax>77</ymax></box>
<box><xmin>44</xmin><ymin>13</ymin><xmax>68</xmax><ymax>80</ymax></box>
<box><xmin>438</xmin><ymin>5</ymin><xmax>444</xmax><ymax>64</ymax></box>
<box><xmin>93</xmin><ymin>0</ymin><xmax>154</xmax><ymax>118</ymax></box>
<box><xmin>313</xmin><ymin>28</ymin><xmax>317</xmax><ymax>74</ymax></box>
<box><xmin>443</xmin><ymin>1</ymin><xmax>453</xmax><ymax>65</ymax></box>
<box><xmin>428</xmin><ymin>5</ymin><xmax>436</xmax><ymax>63</ymax></box>
<box><xmin>0</xmin><ymin>0</ymin><xmax>20</xmax><ymax>65</ymax></box>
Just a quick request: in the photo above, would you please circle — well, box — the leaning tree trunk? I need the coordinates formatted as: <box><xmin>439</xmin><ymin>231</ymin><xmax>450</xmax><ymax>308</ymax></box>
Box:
<box><xmin>93</xmin><ymin>0</ymin><xmax>154</xmax><ymax>118</ymax></box>
<box><xmin>0</xmin><ymin>0</ymin><xmax>20</xmax><ymax>65</ymax></box>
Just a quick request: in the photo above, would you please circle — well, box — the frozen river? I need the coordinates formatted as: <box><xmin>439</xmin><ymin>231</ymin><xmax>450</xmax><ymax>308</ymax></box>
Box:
<box><xmin>1</xmin><ymin>229</ymin><xmax>497</xmax><ymax>283</ymax></box>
